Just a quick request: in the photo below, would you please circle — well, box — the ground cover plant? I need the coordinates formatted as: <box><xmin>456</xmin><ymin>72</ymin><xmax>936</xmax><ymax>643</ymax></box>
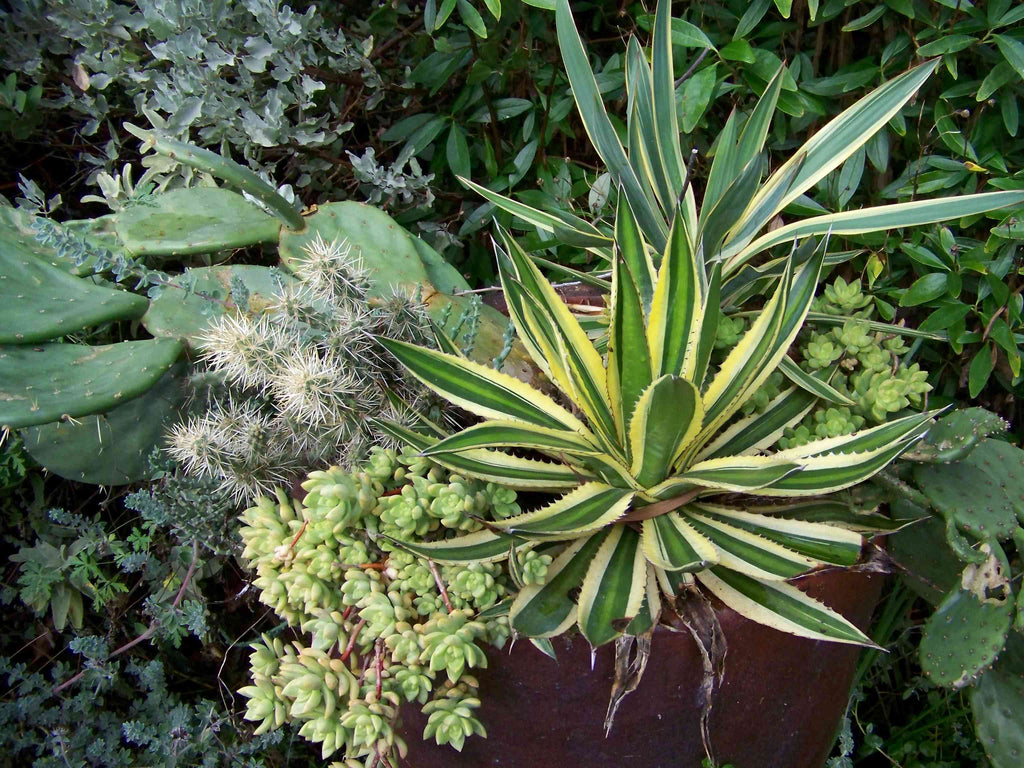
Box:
<box><xmin>2</xmin><ymin>1</ymin><xmax>1024</xmax><ymax>767</ymax></box>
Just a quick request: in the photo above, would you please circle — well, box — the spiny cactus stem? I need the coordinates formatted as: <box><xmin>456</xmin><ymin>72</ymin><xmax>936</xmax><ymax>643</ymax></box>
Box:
<box><xmin>428</xmin><ymin>559</ymin><xmax>455</xmax><ymax>614</ymax></box>
<box><xmin>124</xmin><ymin>123</ymin><xmax>306</xmax><ymax>232</ymax></box>
<box><xmin>872</xmin><ymin>468</ymin><xmax>931</xmax><ymax>510</ymax></box>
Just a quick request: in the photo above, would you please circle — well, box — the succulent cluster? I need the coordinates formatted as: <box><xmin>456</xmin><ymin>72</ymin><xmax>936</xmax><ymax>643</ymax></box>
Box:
<box><xmin>168</xmin><ymin>236</ymin><xmax>436</xmax><ymax>501</ymax></box>
<box><xmin>238</xmin><ymin>446</ymin><xmax>539</xmax><ymax>762</ymax></box>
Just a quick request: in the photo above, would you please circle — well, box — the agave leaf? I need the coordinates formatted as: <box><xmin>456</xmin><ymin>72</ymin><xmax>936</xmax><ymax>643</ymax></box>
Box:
<box><xmin>687</xmin><ymin>512</ymin><xmax>820</xmax><ymax>580</ymax></box>
<box><xmin>774</xmin><ymin>411</ymin><xmax>936</xmax><ymax>459</ymax></box>
<box><xmin>722</xmin><ymin>153</ymin><xmax>807</xmax><ymax>262</ymax></box>
<box><xmin>577</xmin><ymin>525</ymin><xmax>647</xmax><ymax>646</ymax></box>
<box><xmin>694</xmin><ymin>504</ymin><xmax>863</xmax><ymax>566</ymax></box>
<box><xmin>778</xmin><ymin>357</ymin><xmax>855</xmax><ymax>406</ymax></box>
<box><xmin>761</xmin><ymin>440</ymin><xmax>925</xmax><ymax>496</ymax></box>
<box><xmin>647</xmin><ymin>207</ymin><xmax>704</xmax><ymax>379</ymax></box>
<box><xmin>608</xmin><ymin>247</ymin><xmax>653</xmax><ymax>444</ymax></box>
<box><xmin>702</xmin><ymin>110</ymin><xmax>742</xmax><ymax>230</ymax></box>
<box><xmin>728</xmin><ymin>60</ymin><xmax>939</xmax><ymax>262</ymax></box>
<box><xmin>676</xmin><ymin>454</ymin><xmax>803</xmax><ymax>493</ymax></box>
<box><xmin>494</xmin><ymin>482</ymin><xmax>634</xmax><ymax>539</ymax></box>
<box><xmin>613</xmin><ymin>193</ymin><xmax>656</xmax><ymax>310</ymax></box>
<box><xmin>420</xmin><ymin>420</ymin><xmax>603</xmax><ymax>457</ymax></box>
<box><xmin>392</xmin><ymin>528</ymin><xmax>524</xmax><ymax>564</ymax></box>
<box><xmin>698</xmin><ymin>154</ymin><xmax>764</xmax><ymax>261</ymax></box>
<box><xmin>625</xmin><ymin>37</ymin><xmax>674</xmax><ymax>218</ymax></box>
<box><xmin>651</xmin><ymin>0</ymin><xmax>687</xmax><ymax>203</ymax></box>
<box><xmin>554</xmin><ymin>0</ymin><xmax>666</xmax><ymax>247</ymax></box>
<box><xmin>370</xmin><ymin>418</ymin><xmax>584</xmax><ymax>490</ymax></box>
<box><xmin>629</xmin><ymin>376</ymin><xmax>703</xmax><ymax>487</ymax></box>
<box><xmin>641</xmin><ymin>512</ymin><xmax>718</xmax><ymax>571</ymax></box>
<box><xmin>698</xmin><ymin>386</ymin><xmax>817</xmax><ymax>461</ymax></box>
<box><xmin>730</xmin><ymin>189</ymin><xmax>1024</xmax><ymax>273</ymax></box>
<box><xmin>734</xmin><ymin>65</ymin><xmax>786</xmax><ymax>171</ymax></box>
<box><xmin>696</xmin><ymin>568</ymin><xmax>874</xmax><ymax>646</ymax></box>
<box><xmin>380</xmin><ymin>338</ymin><xmax>586</xmax><ymax>432</ymax></box>
<box><xmin>748</xmin><ymin>499</ymin><xmax>903</xmax><ymax>533</ymax></box>
<box><xmin>510</xmin><ymin>532</ymin><xmax>608</xmax><ymax>637</ymax></box>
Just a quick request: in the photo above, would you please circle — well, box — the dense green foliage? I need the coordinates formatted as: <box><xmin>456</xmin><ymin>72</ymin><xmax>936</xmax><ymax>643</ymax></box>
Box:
<box><xmin>2</xmin><ymin>0</ymin><xmax>1024</xmax><ymax>766</ymax></box>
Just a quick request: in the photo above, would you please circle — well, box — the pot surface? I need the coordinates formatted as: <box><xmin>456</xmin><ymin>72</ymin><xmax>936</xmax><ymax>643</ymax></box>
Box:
<box><xmin>402</xmin><ymin>567</ymin><xmax>882</xmax><ymax>768</ymax></box>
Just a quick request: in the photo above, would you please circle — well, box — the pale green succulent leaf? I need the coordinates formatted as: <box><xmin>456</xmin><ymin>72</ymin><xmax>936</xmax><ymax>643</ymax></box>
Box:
<box><xmin>577</xmin><ymin>525</ymin><xmax>647</xmax><ymax>646</ymax></box>
<box><xmin>641</xmin><ymin>512</ymin><xmax>718</xmax><ymax>571</ymax></box>
<box><xmin>494</xmin><ymin>482</ymin><xmax>634</xmax><ymax>538</ymax></box>
<box><xmin>629</xmin><ymin>375</ymin><xmax>703</xmax><ymax>487</ymax></box>
<box><xmin>510</xmin><ymin>532</ymin><xmax>608</xmax><ymax>637</ymax></box>
<box><xmin>697</xmin><ymin>568</ymin><xmax>874</xmax><ymax>646</ymax></box>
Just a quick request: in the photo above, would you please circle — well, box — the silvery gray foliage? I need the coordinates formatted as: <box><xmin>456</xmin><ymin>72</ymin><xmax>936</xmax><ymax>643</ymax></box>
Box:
<box><xmin>0</xmin><ymin>0</ymin><xmax>382</xmax><ymax>191</ymax></box>
<box><xmin>346</xmin><ymin>146</ymin><xmax>436</xmax><ymax>209</ymax></box>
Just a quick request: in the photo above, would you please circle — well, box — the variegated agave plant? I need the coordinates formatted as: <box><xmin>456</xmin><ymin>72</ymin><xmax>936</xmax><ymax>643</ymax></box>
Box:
<box><xmin>376</xmin><ymin>211</ymin><xmax>932</xmax><ymax>648</ymax></box>
<box><xmin>371</xmin><ymin>0</ymin><xmax>1024</xmax><ymax>650</ymax></box>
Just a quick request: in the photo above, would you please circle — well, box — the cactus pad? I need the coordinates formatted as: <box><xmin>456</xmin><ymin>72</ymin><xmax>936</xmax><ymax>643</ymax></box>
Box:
<box><xmin>913</xmin><ymin>459</ymin><xmax>1017</xmax><ymax>542</ymax></box>
<box><xmin>0</xmin><ymin>338</ymin><xmax>182</xmax><ymax>428</ymax></box>
<box><xmin>961</xmin><ymin>439</ymin><xmax>1024</xmax><ymax>523</ymax></box>
<box><xmin>114</xmin><ymin>187</ymin><xmax>281</xmax><ymax>257</ymax></box>
<box><xmin>279</xmin><ymin>201</ymin><xmax>431</xmax><ymax>296</ymax></box>
<box><xmin>142</xmin><ymin>265</ymin><xmax>294</xmax><ymax>343</ymax></box>
<box><xmin>920</xmin><ymin>577</ymin><xmax>1013</xmax><ymax>688</ymax></box>
<box><xmin>888</xmin><ymin>499</ymin><xmax>962</xmax><ymax>605</ymax></box>
<box><xmin>0</xmin><ymin>240</ymin><xmax>148</xmax><ymax>343</ymax></box>
<box><xmin>20</xmin><ymin>362</ymin><xmax>186</xmax><ymax>485</ymax></box>
<box><xmin>971</xmin><ymin>630</ymin><xmax>1024</xmax><ymax>768</ymax></box>
<box><xmin>906</xmin><ymin>407</ymin><xmax>1009</xmax><ymax>463</ymax></box>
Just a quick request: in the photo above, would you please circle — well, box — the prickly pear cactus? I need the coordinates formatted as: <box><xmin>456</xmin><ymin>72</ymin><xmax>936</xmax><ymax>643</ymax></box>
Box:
<box><xmin>0</xmin><ymin>238</ymin><xmax>148</xmax><ymax>343</ymax></box>
<box><xmin>113</xmin><ymin>187</ymin><xmax>281</xmax><ymax>257</ymax></box>
<box><xmin>20</xmin><ymin>362</ymin><xmax>186</xmax><ymax>484</ymax></box>
<box><xmin>912</xmin><ymin>459</ymin><xmax>1018</xmax><ymax>543</ymax></box>
<box><xmin>971</xmin><ymin>630</ymin><xmax>1024</xmax><ymax>768</ymax></box>
<box><xmin>904</xmin><ymin>407</ymin><xmax>1010</xmax><ymax>463</ymax></box>
<box><xmin>919</xmin><ymin>554</ymin><xmax>1014</xmax><ymax>688</ymax></box>
<box><xmin>960</xmin><ymin>438</ymin><xmax>1024</xmax><ymax>523</ymax></box>
<box><xmin>0</xmin><ymin>338</ymin><xmax>183</xmax><ymax>429</ymax></box>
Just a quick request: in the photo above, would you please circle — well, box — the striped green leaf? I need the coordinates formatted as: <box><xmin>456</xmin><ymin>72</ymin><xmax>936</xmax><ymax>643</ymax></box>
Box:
<box><xmin>698</xmin><ymin>386</ymin><xmax>816</xmax><ymax>461</ymax></box>
<box><xmin>641</xmin><ymin>512</ymin><xmax>718</xmax><ymax>571</ymax></box>
<box><xmin>370</xmin><ymin>419</ymin><xmax>584</xmax><ymax>490</ymax></box>
<box><xmin>625</xmin><ymin>37</ymin><xmax>674</xmax><ymax>218</ymax></box>
<box><xmin>697</xmin><ymin>567</ymin><xmax>874</xmax><ymax>645</ymax></box>
<box><xmin>380</xmin><ymin>337</ymin><xmax>585</xmax><ymax>432</ymax></box>
<box><xmin>510</xmin><ymin>532</ymin><xmax>608</xmax><ymax>637</ymax></box>
<box><xmin>392</xmin><ymin>528</ymin><xmax>523</xmax><ymax>564</ymax></box>
<box><xmin>761</xmin><ymin>440</ymin><xmax>925</xmax><ymax>496</ymax></box>
<box><xmin>694</xmin><ymin>504</ymin><xmax>863</xmax><ymax>566</ymax></box>
<box><xmin>494</xmin><ymin>482</ymin><xmax>634</xmax><ymax>538</ymax></box>
<box><xmin>420</xmin><ymin>420</ymin><xmax>602</xmax><ymax>458</ymax></box>
<box><xmin>629</xmin><ymin>376</ymin><xmax>703</xmax><ymax>487</ymax></box>
<box><xmin>774</xmin><ymin>411</ymin><xmax>935</xmax><ymax>460</ymax></box>
<box><xmin>554</xmin><ymin>0</ymin><xmax>666</xmax><ymax>248</ymax></box>
<box><xmin>613</xmin><ymin>193</ymin><xmax>655</xmax><ymax>310</ymax></box>
<box><xmin>778</xmin><ymin>357</ymin><xmax>854</xmax><ymax>406</ymax></box>
<box><xmin>677</xmin><ymin>454</ymin><xmax>803</xmax><ymax>493</ymax></box>
<box><xmin>687</xmin><ymin>512</ymin><xmax>819</xmax><ymax>579</ymax></box>
<box><xmin>651</xmin><ymin>0</ymin><xmax>687</xmax><ymax>204</ymax></box>
<box><xmin>747</xmin><ymin>499</ymin><xmax>904</xmax><ymax>533</ymax></box>
<box><xmin>577</xmin><ymin>525</ymin><xmax>647</xmax><ymax>646</ymax></box>
<box><xmin>647</xmin><ymin>207</ymin><xmax>703</xmax><ymax>378</ymax></box>
<box><xmin>729</xmin><ymin>190</ymin><xmax>1024</xmax><ymax>273</ymax></box>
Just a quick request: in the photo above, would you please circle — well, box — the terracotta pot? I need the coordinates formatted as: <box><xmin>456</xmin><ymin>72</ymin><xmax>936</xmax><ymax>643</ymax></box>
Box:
<box><xmin>401</xmin><ymin>566</ymin><xmax>882</xmax><ymax>768</ymax></box>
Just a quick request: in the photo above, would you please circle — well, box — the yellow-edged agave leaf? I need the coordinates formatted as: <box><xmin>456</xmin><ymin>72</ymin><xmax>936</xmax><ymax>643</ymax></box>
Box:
<box><xmin>380</xmin><ymin>338</ymin><xmax>585</xmax><ymax>433</ymax></box>
<box><xmin>677</xmin><ymin>454</ymin><xmax>804</xmax><ymax>493</ymax></box>
<box><xmin>494</xmin><ymin>482</ymin><xmax>634</xmax><ymax>539</ymax></box>
<box><xmin>554</xmin><ymin>0</ymin><xmax>666</xmax><ymax>248</ymax></box>
<box><xmin>498</xmin><ymin>230</ymin><xmax>619</xmax><ymax>448</ymax></box>
<box><xmin>647</xmin><ymin>207</ymin><xmax>704</xmax><ymax>379</ymax></box>
<box><xmin>459</xmin><ymin>176</ymin><xmax>611</xmax><ymax>250</ymax></box>
<box><xmin>420</xmin><ymin>420</ymin><xmax>603</xmax><ymax>458</ymax></box>
<box><xmin>696</xmin><ymin>568</ymin><xmax>874</xmax><ymax>646</ymax></box>
<box><xmin>731</xmin><ymin>189</ymin><xmax>1024</xmax><ymax>272</ymax></box>
<box><xmin>697</xmin><ymin>387</ymin><xmax>816</xmax><ymax>461</ymax></box>
<box><xmin>613</xmin><ymin>194</ymin><xmax>656</xmax><ymax>308</ymax></box>
<box><xmin>722</xmin><ymin>153</ymin><xmax>806</xmax><ymax>259</ymax></box>
<box><xmin>651</xmin><ymin>0</ymin><xmax>687</xmax><ymax>204</ymax></box>
<box><xmin>607</xmin><ymin>250</ymin><xmax>653</xmax><ymax>443</ymax></box>
<box><xmin>625</xmin><ymin>37</ymin><xmax>675</xmax><ymax>219</ymax></box>
<box><xmin>577</xmin><ymin>525</ymin><xmax>647</xmax><ymax>646</ymax></box>
<box><xmin>371</xmin><ymin>419</ymin><xmax>584</xmax><ymax>490</ymax></box>
<box><xmin>624</xmin><ymin>564</ymin><xmax>662</xmax><ymax>636</ymax></box>
<box><xmin>392</xmin><ymin>529</ymin><xmax>524</xmax><ymax>564</ymax></box>
<box><xmin>723</xmin><ymin>60</ymin><xmax>940</xmax><ymax>271</ymax></box>
<box><xmin>760</xmin><ymin>439</ymin><xmax>926</xmax><ymax>497</ymax></box>
<box><xmin>687</xmin><ymin>512</ymin><xmax>819</xmax><ymax>579</ymax></box>
<box><xmin>693</xmin><ymin>504</ymin><xmax>863</xmax><ymax>566</ymax></box>
<box><xmin>698</xmin><ymin>155</ymin><xmax>764</xmax><ymax>261</ymax></box>
<box><xmin>778</xmin><ymin>357</ymin><xmax>855</xmax><ymax>406</ymax></box>
<box><xmin>771</xmin><ymin>240</ymin><xmax>826</xmax><ymax>355</ymax></box>
<box><xmin>641</xmin><ymin>512</ymin><xmax>718</xmax><ymax>571</ymax></box>
<box><xmin>628</xmin><ymin>375</ymin><xmax>703</xmax><ymax>487</ymax></box>
<box><xmin>747</xmin><ymin>499</ymin><xmax>904</xmax><ymax>533</ymax></box>
<box><xmin>510</xmin><ymin>532</ymin><xmax>608</xmax><ymax>637</ymax></box>
<box><xmin>773</xmin><ymin>411</ymin><xmax>935</xmax><ymax>460</ymax></box>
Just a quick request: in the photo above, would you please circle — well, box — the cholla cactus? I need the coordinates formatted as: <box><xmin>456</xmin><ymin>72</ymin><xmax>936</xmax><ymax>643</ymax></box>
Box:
<box><xmin>238</xmin><ymin>448</ymin><xmax>521</xmax><ymax>762</ymax></box>
<box><xmin>168</xmin><ymin>236</ymin><xmax>439</xmax><ymax>501</ymax></box>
